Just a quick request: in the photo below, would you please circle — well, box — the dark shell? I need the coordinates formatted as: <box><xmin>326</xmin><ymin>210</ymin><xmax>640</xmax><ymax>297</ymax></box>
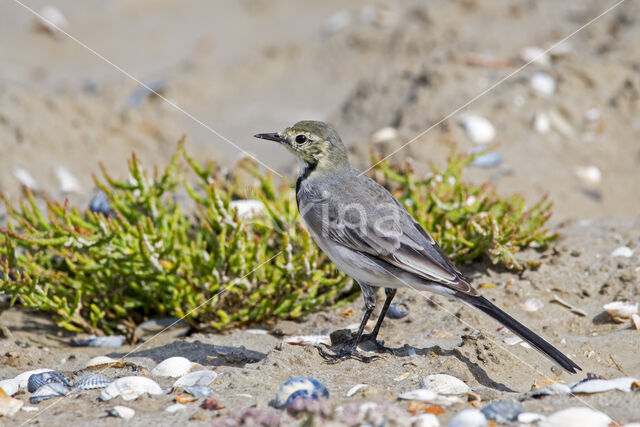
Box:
<box><xmin>481</xmin><ymin>400</ymin><xmax>523</xmax><ymax>424</ymax></box>
<box><xmin>183</xmin><ymin>385</ymin><xmax>213</xmax><ymax>398</ymax></box>
<box><xmin>74</xmin><ymin>374</ymin><xmax>113</xmax><ymax>391</ymax></box>
<box><xmin>30</xmin><ymin>382</ymin><xmax>69</xmax><ymax>404</ymax></box>
<box><xmin>387</xmin><ymin>302</ymin><xmax>410</xmax><ymax>319</ymax></box>
<box><xmin>27</xmin><ymin>371</ymin><xmax>73</xmax><ymax>393</ymax></box>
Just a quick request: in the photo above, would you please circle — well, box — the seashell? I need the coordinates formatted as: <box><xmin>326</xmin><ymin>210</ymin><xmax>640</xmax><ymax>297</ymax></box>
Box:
<box><xmin>584</xmin><ymin>108</ymin><xmax>601</xmax><ymax>122</ymax></box>
<box><xmin>173</xmin><ymin>370</ymin><xmax>217</xmax><ymax>388</ymax></box>
<box><xmin>229</xmin><ymin>200</ymin><xmax>265</xmax><ymax>219</ymax></box>
<box><xmin>13</xmin><ymin>369</ymin><xmax>53</xmax><ymax>390</ymax></box>
<box><xmin>0</xmin><ymin>388</ymin><xmax>23</xmax><ymax>417</ymax></box>
<box><xmin>106</xmin><ymin>405</ymin><xmax>135</xmax><ymax>419</ymax></box>
<box><xmin>183</xmin><ymin>385</ymin><xmax>213</xmax><ymax>398</ymax></box>
<box><xmin>519</xmin><ymin>298</ymin><xmax>544</xmax><ymax>312</ymax></box>
<box><xmin>469</xmin><ymin>151</ymin><xmax>502</xmax><ymax>168</ymax></box>
<box><xmin>411</xmin><ymin>413</ymin><xmax>440</xmax><ymax>427</ymax></box>
<box><xmin>34</xmin><ymin>6</ymin><xmax>69</xmax><ymax>35</ymax></box>
<box><xmin>175</xmin><ymin>394</ymin><xmax>197</xmax><ymax>404</ymax></box>
<box><xmin>125</xmin><ymin>80</ymin><xmax>166</xmax><ymax>108</ymax></box>
<box><xmin>21</xmin><ymin>406</ymin><xmax>39</xmax><ymax>412</ymax></box>
<box><xmin>447</xmin><ymin>409</ymin><xmax>487</xmax><ymax>427</ymax></box>
<box><xmin>543</xmin><ymin>407</ymin><xmax>611</xmax><ymax>427</ymax></box>
<box><xmin>571</xmin><ymin>377</ymin><xmax>639</xmax><ymax>394</ymax></box>
<box><xmin>166</xmin><ymin>403</ymin><xmax>186</xmax><ymax>414</ymax></box>
<box><xmin>529</xmin><ymin>383</ymin><xmax>571</xmax><ymax>398</ymax></box>
<box><xmin>631</xmin><ymin>314</ymin><xmax>640</xmax><ymax>330</ymax></box>
<box><xmin>551</xmin><ymin>295</ymin><xmax>587</xmax><ymax>317</ymax></box>
<box><xmin>421</xmin><ymin>374</ymin><xmax>470</xmax><ymax>395</ymax></box>
<box><xmin>603</xmin><ymin>301</ymin><xmax>638</xmax><ymax>321</ymax></box>
<box><xmin>480</xmin><ymin>400</ymin><xmax>523</xmax><ymax>424</ymax></box>
<box><xmin>371</xmin><ymin>126</ymin><xmax>399</xmax><ymax>144</ymax></box>
<box><xmin>574</xmin><ymin>166</ymin><xmax>601</xmax><ymax>187</ymax></box>
<box><xmin>459</xmin><ymin>115</ymin><xmax>495</xmax><ymax>144</ymax></box>
<box><xmin>532</xmin><ymin>113</ymin><xmax>551</xmax><ymax>134</ymax></box>
<box><xmin>13</xmin><ymin>168</ymin><xmax>38</xmax><ymax>190</ymax></box>
<box><xmin>549</xmin><ymin>40</ymin><xmax>573</xmax><ymax>56</ymax></box>
<box><xmin>387</xmin><ymin>302</ymin><xmax>409</xmax><ymax>319</ymax></box>
<box><xmin>610</xmin><ymin>246</ymin><xmax>633</xmax><ymax>258</ymax></box>
<box><xmin>0</xmin><ymin>379</ymin><xmax>20</xmax><ymax>397</ymax></box>
<box><xmin>283</xmin><ymin>335</ymin><xmax>330</xmax><ymax>346</ymax></box>
<box><xmin>151</xmin><ymin>357</ymin><xmax>194</xmax><ymax>378</ymax></box>
<box><xmin>55</xmin><ymin>167</ymin><xmax>81</xmax><ymax>194</ymax></box>
<box><xmin>201</xmin><ymin>398</ymin><xmax>225</xmax><ymax>410</ymax></box>
<box><xmin>274</xmin><ymin>377</ymin><xmax>329</xmax><ymax>409</ymax></box>
<box><xmin>397</xmin><ymin>389</ymin><xmax>460</xmax><ymax>406</ymax></box>
<box><xmin>99</xmin><ymin>376</ymin><xmax>162</xmax><ymax>401</ymax></box>
<box><xmin>71</xmin><ymin>335</ymin><xmax>125</xmax><ymax>349</ymax></box>
<box><xmin>30</xmin><ymin>383</ymin><xmax>69</xmax><ymax>404</ymax></box>
<box><xmin>86</xmin><ymin>356</ymin><xmax>117</xmax><ymax>367</ymax></box>
<box><xmin>27</xmin><ymin>371</ymin><xmax>72</xmax><ymax>392</ymax></box>
<box><xmin>323</xmin><ymin>10</ymin><xmax>351</xmax><ymax>34</ymax></box>
<box><xmin>518</xmin><ymin>412</ymin><xmax>545</xmax><ymax>424</ymax></box>
<box><xmin>74</xmin><ymin>374</ymin><xmax>113</xmax><ymax>391</ymax></box>
<box><xmin>520</xmin><ymin>46</ymin><xmax>550</xmax><ymax>66</ymax></box>
<box><xmin>503</xmin><ymin>336</ymin><xmax>523</xmax><ymax>346</ymax></box>
<box><xmin>89</xmin><ymin>192</ymin><xmax>112</xmax><ymax>216</ymax></box>
<box><xmin>346</xmin><ymin>384</ymin><xmax>368</xmax><ymax>397</ymax></box>
<box><xmin>530</xmin><ymin>72</ymin><xmax>555</xmax><ymax>96</ymax></box>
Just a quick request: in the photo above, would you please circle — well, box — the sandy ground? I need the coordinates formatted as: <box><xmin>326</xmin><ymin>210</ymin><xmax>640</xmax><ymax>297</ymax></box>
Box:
<box><xmin>1</xmin><ymin>0</ymin><xmax>640</xmax><ymax>425</ymax></box>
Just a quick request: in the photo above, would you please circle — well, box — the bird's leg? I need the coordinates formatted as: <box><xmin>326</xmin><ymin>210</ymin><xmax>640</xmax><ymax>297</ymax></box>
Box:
<box><xmin>360</xmin><ymin>288</ymin><xmax>396</xmax><ymax>349</ymax></box>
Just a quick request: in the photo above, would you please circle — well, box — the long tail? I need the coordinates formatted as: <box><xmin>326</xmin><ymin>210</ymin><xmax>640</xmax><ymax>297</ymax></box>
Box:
<box><xmin>460</xmin><ymin>294</ymin><xmax>581</xmax><ymax>374</ymax></box>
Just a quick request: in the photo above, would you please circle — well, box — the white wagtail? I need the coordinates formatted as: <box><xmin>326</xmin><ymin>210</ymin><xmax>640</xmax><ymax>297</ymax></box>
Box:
<box><xmin>255</xmin><ymin>121</ymin><xmax>580</xmax><ymax>373</ymax></box>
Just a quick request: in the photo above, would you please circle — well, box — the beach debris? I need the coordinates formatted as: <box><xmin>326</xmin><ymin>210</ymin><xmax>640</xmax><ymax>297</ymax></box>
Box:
<box><xmin>530</xmin><ymin>72</ymin><xmax>555</xmax><ymax>96</ymax></box>
<box><xmin>283</xmin><ymin>335</ymin><xmax>330</xmax><ymax>346</ymax></box>
<box><xmin>532</xmin><ymin>112</ymin><xmax>551</xmax><ymax>134</ymax></box>
<box><xmin>27</xmin><ymin>371</ymin><xmax>72</xmax><ymax>392</ymax></box>
<box><xmin>13</xmin><ymin>369</ymin><xmax>53</xmax><ymax>390</ymax></box>
<box><xmin>480</xmin><ymin>400</ymin><xmax>523</xmax><ymax>424</ymax></box>
<box><xmin>86</xmin><ymin>356</ymin><xmax>118</xmax><ymax>367</ymax></box>
<box><xmin>549</xmin><ymin>40</ymin><xmax>573</xmax><ymax>57</ymax></box>
<box><xmin>134</xmin><ymin>317</ymin><xmax>190</xmax><ymax>341</ymax></box>
<box><xmin>34</xmin><ymin>6</ymin><xmax>69</xmax><ymax>36</ymax></box>
<box><xmin>201</xmin><ymin>398</ymin><xmax>225</xmax><ymax>410</ymax></box>
<box><xmin>547</xmin><ymin>109</ymin><xmax>574</xmax><ymax>137</ymax></box>
<box><xmin>529</xmin><ymin>382</ymin><xmax>572</xmax><ymax>398</ymax></box>
<box><xmin>183</xmin><ymin>386</ymin><xmax>214</xmax><ymax>398</ymax></box>
<box><xmin>447</xmin><ymin>409</ymin><xmax>487</xmax><ymax>427</ymax></box>
<box><xmin>346</xmin><ymin>384</ymin><xmax>369</xmax><ymax>397</ymax></box>
<box><xmin>323</xmin><ymin>10</ymin><xmax>351</xmax><ymax>34</ymax></box>
<box><xmin>571</xmin><ymin>376</ymin><xmax>639</xmax><ymax>394</ymax></box>
<box><xmin>151</xmin><ymin>357</ymin><xmax>194</xmax><ymax>378</ymax></box>
<box><xmin>166</xmin><ymin>403</ymin><xmax>187</xmax><ymax>414</ymax></box>
<box><xmin>420</xmin><ymin>374</ymin><xmax>470</xmax><ymax>395</ymax></box>
<box><xmin>125</xmin><ymin>80</ymin><xmax>166</xmax><ymax>108</ymax></box>
<box><xmin>388</xmin><ymin>302</ymin><xmax>410</xmax><ymax>319</ymax></box>
<box><xmin>30</xmin><ymin>383</ymin><xmax>69</xmax><ymax>404</ymax></box>
<box><xmin>75</xmin><ymin>374</ymin><xmax>113</xmax><ymax>391</ymax></box>
<box><xmin>459</xmin><ymin>115</ymin><xmax>495</xmax><ymax>144</ymax></box>
<box><xmin>584</xmin><ymin>108</ymin><xmax>601</xmax><ymax>122</ymax></box>
<box><xmin>71</xmin><ymin>335</ymin><xmax>125</xmax><ymax>349</ymax></box>
<box><xmin>371</xmin><ymin>126</ymin><xmax>399</xmax><ymax>144</ymax></box>
<box><xmin>574</xmin><ymin>166</ymin><xmax>602</xmax><ymax>187</ymax></box>
<box><xmin>408</xmin><ymin>402</ymin><xmax>445</xmax><ymax>416</ymax></box>
<box><xmin>106</xmin><ymin>406</ymin><xmax>135</xmax><ymax>420</ymax></box>
<box><xmin>285</xmin><ymin>396</ymin><xmax>331</xmax><ymax>417</ymax></box>
<box><xmin>173</xmin><ymin>371</ymin><xmax>217</xmax><ymax>388</ymax></box>
<box><xmin>520</xmin><ymin>46</ymin><xmax>550</xmax><ymax>66</ymax></box>
<box><xmin>397</xmin><ymin>389</ymin><xmax>460</xmax><ymax>406</ymax></box>
<box><xmin>394</xmin><ymin>372</ymin><xmax>410</xmax><ymax>382</ymax></box>
<box><xmin>55</xmin><ymin>167</ymin><xmax>81</xmax><ymax>194</ymax></box>
<box><xmin>0</xmin><ymin>379</ymin><xmax>20</xmax><ymax>397</ymax></box>
<box><xmin>542</xmin><ymin>407</ymin><xmax>611</xmax><ymax>427</ymax></box>
<box><xmin>274</xmin><ymin>377</ymin><xmax>329</xmax><ymax>409</ymax></box>
<box><xmin>99</xmin><ymin>376</ymin><xmax>163</xmax><ymax>401</ymax></box>
<box><xmin>411</xmin><ymin>413</ymin><xmax>440</xmax><ymax>427</ymax></box>
<box><xmin>610</xmin><ymin>246</ymin><xmax>633</xmax><ymax>258</ymax></box>
<box><xmin>175</xmin><ymin>394</ymin><xmax>197</xmax><ymax>404</ymax></box>
<box><xmin>88</xmin><ymin>191</ymin><xmax>112</xmax><ymax>216</ymax></box>
<box><xmin>13</xmin><ymin>168</ymin><xmax>38</xmax><ymax>190</ymax></box>
<box><xmin>519</xmin><ymin>298</ymin><xmax>544</xmax><ymax>312</ymax></box>
<box><xmin>518</xmin><ymin>412</ymin><xmax>545</xmax><ymax>424</ymax></box>
<box><xmin>21</xmin><ymin>406</ymin><xmax>38</xmax><ymax>412</ymax></box>
<box><xmin>551</xmin><ymin>295</ymin><xmax>587</xmax><ymax>316</ymax></box>
<box><xmin>469</xmin><ymin>151</ymin><xmax>502</xmax><ymax>168</ymax></box>
<box><xmin>229</xmin><ymin>200</ymin><xmax>265</xmax><ymax>219</ymax></box>
<box><xmin>631</xmin><ymin>314</ymin><xmax>640</xmax><ymax>330</ymax></box>
<box><xmin>603</xmin><ymin>301</ymin><xmax>638</xmax><ymax>322</ymax></box>
<box><xmin>0</xmin><ymin>388</ymin><xmax>23</xmax><ymax>417</ymax></box>
<box><xmin>340</xmin><ymin>307</ymin><xmax>356</xmax><ymax>318</ymax></box>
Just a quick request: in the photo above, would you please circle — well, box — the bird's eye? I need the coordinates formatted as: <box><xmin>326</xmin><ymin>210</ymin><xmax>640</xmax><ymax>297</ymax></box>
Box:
<box><xmin>295</xmin><ymin>134</ymin><xmax>307</xmax><ymax>144</ymax></box>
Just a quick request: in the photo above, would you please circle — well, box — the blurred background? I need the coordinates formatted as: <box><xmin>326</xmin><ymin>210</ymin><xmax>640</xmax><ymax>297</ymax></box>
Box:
<box><xmin>1</xmin><ymin>0</ymin><xmax>639</xmax><ymax>222</ymax></box>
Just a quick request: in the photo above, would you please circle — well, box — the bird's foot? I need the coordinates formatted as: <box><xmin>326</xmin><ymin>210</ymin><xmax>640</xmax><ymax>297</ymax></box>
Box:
<box><xmin>357</xmin><ymin>333</ymin><xmax>394</xmax><ymax>354</ymax></box>
<box><xmin>316</xmin><ymin>344</ymin><xmax>381</xmax><ymax>364</ymax></box>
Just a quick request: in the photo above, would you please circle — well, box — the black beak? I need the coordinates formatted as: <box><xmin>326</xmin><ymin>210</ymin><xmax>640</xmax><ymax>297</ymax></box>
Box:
<box><xmin>254</xmin><ymin>132</ymin><xmax>282</xmax><ymax>142</ymax></box>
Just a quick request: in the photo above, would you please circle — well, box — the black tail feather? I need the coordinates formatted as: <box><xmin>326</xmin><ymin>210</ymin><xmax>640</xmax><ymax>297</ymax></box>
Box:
<box><xmin>462</xmin><ymin>295</ymin><xmax>581</xmax><ymax>374</ymax></box>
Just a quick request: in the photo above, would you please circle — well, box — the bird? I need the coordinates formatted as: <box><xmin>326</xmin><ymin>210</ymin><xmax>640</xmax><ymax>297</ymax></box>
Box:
<box><xmin>254</xmin><ymin>120</ymin><xmax>581</xmax><ymax>373</ymax></box>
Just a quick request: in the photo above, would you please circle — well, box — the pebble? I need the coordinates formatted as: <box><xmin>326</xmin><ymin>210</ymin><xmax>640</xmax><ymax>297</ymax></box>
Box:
<box><xmin>323</xmin><ymin>10</ymin><xmax>351</xmax><ymax>34</ymax></box>
<box><xmin>542</xmin><ymin>407</ymin><xmax>611</xmax><ymax>427</ymax></box>
<box><xmin>107</xmin><ymin>406</ymin><xmax>135</xmax><ymax>420</ymax></box>
<box><xmin>274</xmin><ymin>377</ymin><xmax>329</xmax><ymax>409</ymax></box>
<box><xmin>55</xmin><ymin>167</ymin><xmax>81</xmax><ymax>194</ymax></box>
<box><xmin>459</xmin><ymin>115</ymin><xmax>495</xmax><ymax>144</ymax></box>
<box><xmin>469</xmin><ymin>151</ymin><xmax>502</xmax><ymax>168</ymax></box>
<box><xmin>71</xmin><ymin>335</ymin><xmax>125</xmax><ymax>349</ymax></box>
<box><xmin>533</xmin><ymin>112</ymin><xmax>551</xmax><ymax>134</ymax></box>
<box><xmin>229</xmin><ymin>200</ymin><xmax>266</xmax><ymax>219</ymax></box>
<box><xmin>420</xmin><ymin>374</ymin><xmax>470</xmax><ymax>395</ymax></box>
<box><xmin>34</xmin><ymin>6</ymin><xmax>69</xmax><ymax>35</ymax></box>
<box><xmin>411</xmin><ymin>413</ymin><xmax>440</xmax><ymax>427</ymax></box>
<box><xmin>13</xmin><ymin>168</ymin><xmax>38</xmax><ymax>190</ymax></box>
<box><xmin>480</xmin><ymin>400</ymin><xmax>523</xmax><ymax>424</ymax></box>
<box><xmin>88</xmin><ymin>191</ymin><xmax>112</xmax><ymax>216</ymax></box>
<box><xmin>125</xmin><ymin>80</ymin><xmax>166</xmax><ymax>108</ymax></box>
<box><xmin>519</xmin><ymin>298</ymin><xmax>544</xmax><ymax>312</ymax></box>
<box><xmin>447</xmin><ymin>409</ymin><xmax>487</xmax><ymax>427</ymax></box>
<box><xmin>371</xmin><ymin>126</ymin><xmax>399</xmax><ymax>143</ymax></box>
<box><xmin>165</xmin><ymin>403</ymin><xmax>186</xmax><ymax>414</ymax></box>
<box><xmin>520</xmin><ymin>46</ymin><xmax>550</xmax><ymax>66</ymax></box>
<box><xmin>584</xmin><ymin>108</ymin><xmax>601</xmax><ymax>121</ymax></box>
<box><xmin>173</xmin><ymin>371</ymin><xmax>217</xmax><ymax>388</ymax></box>
<box><xmin>610</xmin><ymin>246</ymin><xmax>633</xmax><ymax>258</ymax></box>
<box><xmin>530</xmin><ymin>72</ymin><xmax>556</xmax><ymax>96</ymax></box>
<box><xmin>151</xmin><ymin>357</ymin><xmax>194</xmax><ymax>378</ymax></box>
<box><xmin>518</xmin><ymin>412</ymin><xmax>545</xmax><ymax>423</ymax></box>
<box><xmin>574</xmin><ymin>166</ymin><xmax>602</xmax><ymax>187</ymax></box>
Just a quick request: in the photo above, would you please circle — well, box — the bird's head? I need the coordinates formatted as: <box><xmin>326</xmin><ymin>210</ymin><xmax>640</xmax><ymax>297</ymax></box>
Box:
<box><xmin>254</xmin><ymin>120</ymin><xmax>350</xmax><ymax>170</ymax></box>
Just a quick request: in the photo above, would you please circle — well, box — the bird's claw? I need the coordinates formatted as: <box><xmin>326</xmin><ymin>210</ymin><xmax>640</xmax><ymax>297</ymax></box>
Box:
<box><xmin>315</xmin><ymin>344</ymin><xmax>381</xmax><ymax>364</ymax></box>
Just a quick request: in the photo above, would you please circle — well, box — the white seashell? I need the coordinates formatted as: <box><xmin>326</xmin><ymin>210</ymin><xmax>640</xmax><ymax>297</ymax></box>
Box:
<box><xmin>99</xmin><ymin>376</ymin><xmax>163</xmax><ymax>401</ymax></box>
<box><xmin>165</xmin><ymin>403</ymin><xmax>186</xmax><ymax>414</ymax></box>
<box><xmin>549</xmin><ymin>40</ymin><xmax>573</xmax><ymax>56</ymax></box>
<box><xmin>173</xmin><ymin>370</ymin><xmax>217</xmax><ymax>388</ymax></box>
<box><xmin>55</xmin><ymin>167</ymin><xmax>81</xmax><ymax>194</ymax></box>
<box><xmin>532</xmin><ymin>113</ymin><xmax>551</xmax><ymax>134</ymax></box>
<box><xmin>610</xmin><ymin>246</ymin><xmax>633</xmax><ymax>258</ymax></box>
<box><xmin>13</xmin><ymin>369</ymin><xmax>53</xmax><ymax>390</ymax></box>
<box><xmin>229</xmin><ymin>200</ymin><xmax>265</xmax><ymax>219</ymax></box>
<box><xmin>86</xmin><ymin>356</ymin><xmax>117</xmax><ymax>367</ymax></box>
<box><xmin>519</xmin><ymin>298</ymin><xmax>544</xmax><ymax>312</ymax></box>
<box><xmin>323</xmin><ymin>10</ymin><xmax>351</xmax><ymax>34</ymax></box>
<box><xmin>397</xmin><ymin>389</ymin><xmax>460</xmax><ymax>406</ymax></box>
<box><xmin>542</xmin><ymin>407</ymin><xmax>611</xmax><ymax>427</ymax></box>
<box><xmin>447</xmin><ymin>409</ymin><xmax>487</xmax><ymax>427</ymax></box>
<box><xmin>0</xmin><ymin>379</ymin><xmax>20</xmax><ymax>396</ymax></box>
<box><xmin>530</xmin><ymin>72</ymin><xmax>555</xmax><ymax>96</ymax></box>
<box><xmin>13</xmin><ymin>168</ymin><xmax>38</xmax><ymax>190</ymax></box>
<box><xmin>518</xmin><ymin>412</ymin><xmax>545</xmax><ymax>424</ymax></box>
<box><xmin>459</xmin><ymin>115</ymin><xmax>495</xmax><ymax>144</ymax></box>
<box><xmin>603</xmin><ymin>301</ymin><xmax>638</xmax><ymax>320</ymax></box>
<box><xmin>151</xmin><ymin>357</ymin><xmax>193</xmax><ymax>378</ymax></box>
<box><xmin>371</xmin><ymin>126</ymin><xmax>399</xmax><ymax>143</ymax></box>
<box><xmin>584</xmin><ymin>108</ymin><xmax>601</xmax><ymax>121</ymax></box>
<box><xmin>411</xmin><ymin>413</ymin><xmax>440</xmax><ymax>427</ymax></box>
<box><xmin>0</xmin><ymin>388</ymin><xmax>23</xmax><ymax>417</ymax></box>
<box><xmin>107</xmin><ymin>405</ymin><xmax>135</xmax><ymax>419</ymax></box>
<box><xmin>283</xmin><ymin>335</ymin><xmax>330</xmax><ymax>346</ymax></box>
<box><xmin>345</xmin><ymin>384</ymin><xmax>368</xmax><ymax>397</ymax></box>
<box><xmin>503</xmin><ymin>336</ymin><xmax>523</xmax><ymax>346</ymax></box>
<box><xmin>547</xmin><ymin>109</ymin><xmax>574</xmax><ymax>137</ymax></box>
<box><xmin>631</xmin><ymin>314</ymin><xmax>640</xmax><ymax>330</ymax></box>
<box><xmin>520</xmin><ymin>46</ymin><xmax>550</xmax><ymax>66</ymax></box>
<box><xmin>21</xmin><ymin>406</ymin><xmax>39</xmax><ymax>412</ymax></box>
<box><xmin>35</xmin><ymin>6</ymin><xmax>69</xmax><ymax>35</ymax></box>
<box><xmin>571</xmin><ymin>377</ymin><xmax>639</xmax><ymax>394</ymax></box>
<box><xmin>420</xmin><ymin>374</ymin><xmax>470</xmax><ymax>395</ymax></box>
<box><xmin>574</xmin><ymin>166</ymin><xmax>601</xmax><ymax>186</ymax></box>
